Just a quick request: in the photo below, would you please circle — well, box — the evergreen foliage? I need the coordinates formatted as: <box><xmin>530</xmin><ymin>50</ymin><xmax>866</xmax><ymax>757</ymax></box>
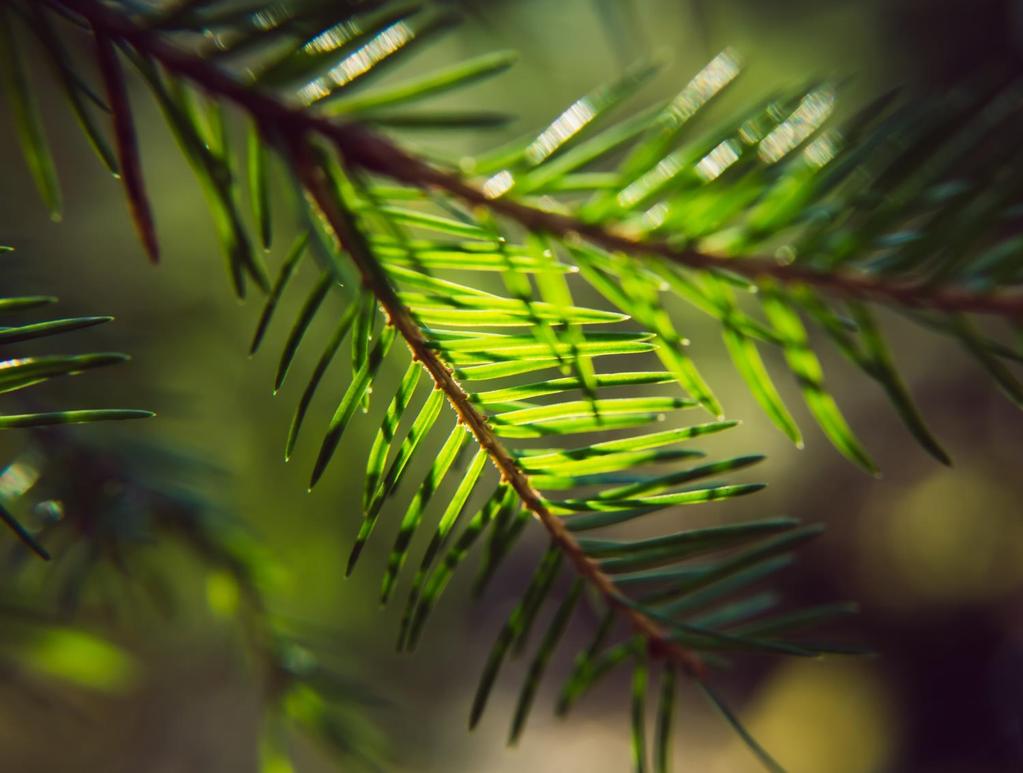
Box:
<box><xmin>1</xmin><ymin>1</ymin><xmax>1021</xmax><ymax>769</ymax></box>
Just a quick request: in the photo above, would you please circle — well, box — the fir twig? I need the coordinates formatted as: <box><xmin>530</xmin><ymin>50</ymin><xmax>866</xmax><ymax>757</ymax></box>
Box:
<box><xmin>44</xmin><ymin>0</ymin><xmax>1023</xmax><ymax>320</ymax></box>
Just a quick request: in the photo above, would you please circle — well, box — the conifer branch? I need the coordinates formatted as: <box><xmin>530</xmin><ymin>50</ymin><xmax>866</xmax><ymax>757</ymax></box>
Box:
<box><xmin>42</xmin><ymin>0</ymin><xmax>1023</xmax><ymax>320</ymax></box>
<box><xmin>289</xmin><ymin>135</ymin><xmax>706</xmax><ymax>677</ymax></box>
<box><xmin>10</xmin><ymin>2</ymin><xmax>1009</xmax><ymax>767</ymax></box>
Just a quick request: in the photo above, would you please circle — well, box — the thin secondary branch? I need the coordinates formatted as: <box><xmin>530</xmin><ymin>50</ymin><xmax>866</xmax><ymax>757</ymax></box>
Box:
<box><xmin>45</xmin><ymin>0</ymin><xmax>1023</xmax><ymax>320</ymax></box>
<box><xmin>288</xmin><ymin>136</ymin><xmax>705</xmax><ymax>676</ymax></box>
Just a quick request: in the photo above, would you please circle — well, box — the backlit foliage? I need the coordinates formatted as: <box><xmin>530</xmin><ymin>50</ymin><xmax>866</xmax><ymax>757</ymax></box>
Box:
<box><xmin>1</xmin><ymin>1</ymin><xmax>1021</xmax><ymax>770</ymax></box>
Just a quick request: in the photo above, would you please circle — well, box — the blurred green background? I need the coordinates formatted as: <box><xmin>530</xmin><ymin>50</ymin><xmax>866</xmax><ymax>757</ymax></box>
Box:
<box><xmin>1</xmin><ymin>0</ymin><xmax>1022</xmax><ymax>771</ymax></box>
